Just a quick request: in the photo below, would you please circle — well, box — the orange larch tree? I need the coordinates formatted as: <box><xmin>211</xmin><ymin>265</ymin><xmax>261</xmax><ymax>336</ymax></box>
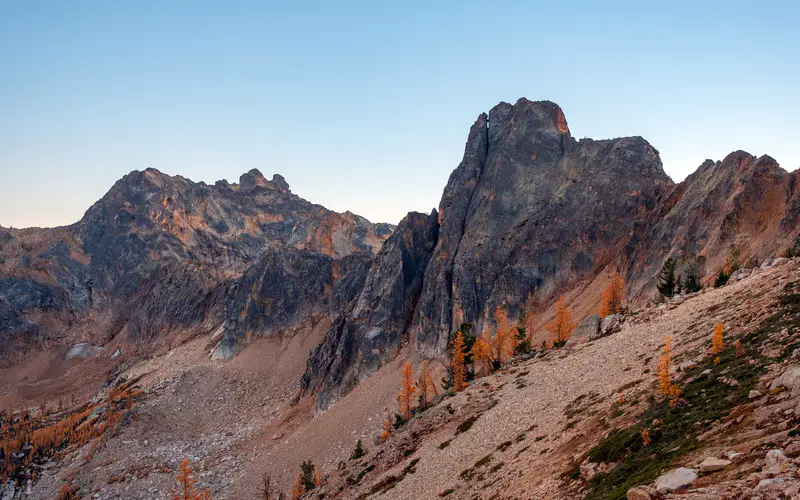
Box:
<box><xmin>546</xmin><ymin>296</ymin><xmax>576</xmax><ymax>345</ymax></box>
<box><xmin>451</xmin><ymin>331</ymin><xmax>468</xmax><ymax>392</ymax></box>
<box><xmin>417</xmin><ymin>361</ymin><xmax>431</xmax><ymax>409</ymax></box>
<box><xmin>657</xmin><ymin>336</ymin><xmax>682</xmax><ymax>407</ymax></box>
<box><xmin>292</xmin><ymin>473</ymin><xmax>304</xmax><ymax>499</ymax></box>
<box><xmin>397</xmin><ymin>362</ymin><xmax>416</xmax><ymax>420</ymax></box>
<box><xmin>712</xmin><ymin>322</ymin><xmax>725</xmax><ymax>365</ymax></box>
<box><xmin>599</xmin><ymin>272</ymin><xmax>625</xmax><ymax>317</ymax></box>
<box><xmin>472</xmin><ymin>333</ymin><xmax>492</xmax><ymax>377</ymax></box>
<box><xmin>492</xmin><ymin>305</ymin><xmax>515</xmax><ymax>365</ymax></box>
<box><xmin>380</xmin><ymin>417</ymin><xmax>391</xmax><ymax>440</ymax></box>
<box><xmin>170</xmin><ymin>459</ymin><xmax>211</xmax><ymax>500</ymax></box>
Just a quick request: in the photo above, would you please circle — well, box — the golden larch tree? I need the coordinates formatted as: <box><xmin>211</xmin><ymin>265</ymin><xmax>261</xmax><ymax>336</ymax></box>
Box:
<box><xmin>381</xmin><ymin>417</ymin><xmax>391</xmax><ymax>440</ymax></box>
<box><xmin>712</xmin><ymin>322</ymin><xmax>725</xmax><ymax>365</ymax></box>
<box><xmin>472</xmin><ymin>333</ymin><xmax>492</xmax><ymax>376</ymax></box>
<box><xmin>451</xmin><ymin>331</ymin><xmax>468</xmax><ymax>392</ymax></box>
<box><xmin>641</xmin><ymin>428</ymin><xmax>652</xmax><ymax>447</ymax></box>
<box><xmin>657</xmin><ymin>336</ymin><xmax>682</xmax><ymax>407</ymax></box>
<box><xmin>417</xmin><ymin>361</ymin><xmax>433</xmax><ymax>409</ymax></box>
<box><xmin>397</xmin><ymin>362</ymin><xmax>416</xmax><ymax>420</ymax></box>
<box><xmin>599</xmin><ymin>272</ymin><xmax>625</xmax><ymax>317</ymax></box>
<box><xmin>492</xmin><ymin>305</ymin><xmax>515</xmax><ymax>364</ymax></box>
<box><xmin>292</xmin><ymin>473</ymin><xmax>304</xmax><ymax>499</ymax></box>
<box><xmin>170</xmin><ymin>459</ymin><xmax>211</xmax><ymax>500</ymax></box>
<box><xmin>546</xmin><ymin>296</ymin><xmax>576</xmax><ymax>345</ymax></box>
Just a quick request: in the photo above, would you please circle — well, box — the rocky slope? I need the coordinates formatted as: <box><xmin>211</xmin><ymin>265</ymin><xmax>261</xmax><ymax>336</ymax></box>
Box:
<box><xmin>0</xmin><ymin>168</ymin><xmax>391</xmax><ymax>366</ymax></box>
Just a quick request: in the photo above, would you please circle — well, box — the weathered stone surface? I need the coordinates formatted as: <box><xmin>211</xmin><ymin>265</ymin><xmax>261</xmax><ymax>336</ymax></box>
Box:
<box><xmin>626</xmin><ymin>486</ymin><xmax>653</xmax><ymax>500</ymax></box>
<box><xmin>600</xmin><ymin>314</ymin><xmax>623</xmax><ymax>337</ymax></box>
<box><xmin>301</xmin><ymin>211</ymin><xmax>439</xmax><ymax>409</ymax></box>
<box><xmin>699</xmin><ymin>457</ymin><xmax>731</xmax><ymax>473</ymax></box>
<box><xmin>567</xmin><ymin>314</ymin><xmax>601</xmax><ymax>345</ymax></box>
<box><xmin>654</xmin><ymin>467</ymin><xmax>698</xmax><ymax>494</ymax></box>
<box><xmin>770</xmin><ymin>366</ymin><xmax>800</xmax><ymax>394</ymax></box>
<box><xmin>765</xmin><ymin>449</ymin><xmax>789</xmax><ymax>473</ymax></box>
<box><xmin>412</xmin><ymin>99</ymin><xmax>671</xmax><ymax>356</ymax></box>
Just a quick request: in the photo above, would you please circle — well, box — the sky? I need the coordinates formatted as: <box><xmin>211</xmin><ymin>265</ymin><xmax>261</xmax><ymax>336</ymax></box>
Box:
<box><xmin>1</xmin><ymin>1</ymin><xmax>799</xmax><ymax>228</ymax></box>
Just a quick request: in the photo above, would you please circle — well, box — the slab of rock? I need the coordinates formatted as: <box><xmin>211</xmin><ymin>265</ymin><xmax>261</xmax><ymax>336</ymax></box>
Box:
<box><xmin>770</xmin><ymin>367</ymin><xmax>800</xmax><ymax>394</ymax></box>
<box><xmin>600</xmin><ymin>314</ymin><xmax>623</xmax><ymax>337</ymax></box>
<box><xmin>785</xmin><ymin>442</ymin><xmax>800</xmax><ymax>457</ymax></box>
<box><xmin>678</xmin><ymin>360</ymin><xmax>697</xmax><ymax>371</ymax></box>
<box><xmin>699</xmin><ymin>457</ymin><xmax>731</xmax><ymax>472</ymax></box>
<box><xmin>568</xmin><ymin>314</ymin><xmax>602</xmax><ymax>345</ymax></box>
<box><xmin>626</xmin><ymin>486</ymin><xmax>653</xmax><ymax>499</ymax></box>
<box><xmin>749</xmin><ymin>390</ymin><xmax>763</xmax><ymax>399</ymax></box>
<box><xmin>765</xmin><ymin>449</ymin><xmax>789</xmax><ymax>473</ymax></box>
<box><xmin>654</xmin><ymin>467</ymin><xmax>698</xmax><ymax>494</ymax></box>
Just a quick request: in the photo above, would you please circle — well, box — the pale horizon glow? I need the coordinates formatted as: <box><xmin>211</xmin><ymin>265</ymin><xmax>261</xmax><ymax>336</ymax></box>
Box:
<box><xmin>1</xmin><ymin>1</ymin><xmax>799</xmax><ymax>228</ymax></box>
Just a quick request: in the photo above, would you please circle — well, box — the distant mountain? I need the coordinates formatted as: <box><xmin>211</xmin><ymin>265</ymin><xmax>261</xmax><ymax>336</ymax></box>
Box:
<box><xmin>0</xmin><ymin>168</ymin><xmax>392</xmax><ymax>362</ymax></box>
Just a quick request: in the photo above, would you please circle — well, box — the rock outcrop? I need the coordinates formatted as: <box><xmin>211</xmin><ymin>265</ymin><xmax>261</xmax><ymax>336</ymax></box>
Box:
<box><xmin>301</xmin><ymin>211</ymin><xmax>439</xmax><ymax>409</ymax></box>
<box><xmin>413</xmin><ymin>98</ymin><xmax>671</xmax><ymax>356</ymax></box>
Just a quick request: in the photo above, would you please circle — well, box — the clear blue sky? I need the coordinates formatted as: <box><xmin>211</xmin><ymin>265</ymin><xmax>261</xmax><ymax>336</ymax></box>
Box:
<box><xmin>1</xmin><ymin>1</ymin><xmax>798</xmax><ymax>228</ymax></box>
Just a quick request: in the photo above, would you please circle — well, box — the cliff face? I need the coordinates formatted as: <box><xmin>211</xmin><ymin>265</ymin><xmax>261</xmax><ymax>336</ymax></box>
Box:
<box><xmin>412</xmin><ymin>99</ymin><xmax>672</xmax><ymax>356</ymax></box>
<box><xmin>0</xmin><ymin>169</ymin><xmax>391</xmax><ymax>362</ymax></box>
<box><xmin>301</xmin><ymin>211</ymin><xmax>439</xmax><ymax>409</ymax></box>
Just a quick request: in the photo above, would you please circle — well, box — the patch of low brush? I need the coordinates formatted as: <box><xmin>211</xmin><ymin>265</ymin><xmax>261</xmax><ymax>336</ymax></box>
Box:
<box><xmin>584</xmin><ymin>280</ymin><xmax>800</xmax><ymax>500</ymax></box>
<box><xmin>364</xmin><ymin>458</ymin><xmax>420</xmax><ymax>496</ymax></box>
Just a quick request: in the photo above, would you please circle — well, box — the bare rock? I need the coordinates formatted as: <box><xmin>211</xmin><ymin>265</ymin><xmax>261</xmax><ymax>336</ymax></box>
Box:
<box><xmin>785</xmin><ymin>442</ymin><xmax>800</xmax><ymax>457</ymax></box>
<box><xmin>600</xmin><ymin>314</ymin><xmax>623</xmax><ymax>337</ymax></box>
<box><xmin>654</xmin><ymin>467</ymin><xmax>698</xmax><ymax>494</ymax></box>
<box><xmin>765</xmin><ymin>449</ymin><xmax>789</xmax><ymax>473</ymax></box>
<box><xmin>699</xmin><ymin>457</ymin><xmax>732</xmax><ymax>472</ymax></box>
<box><xmin>770</xmin><ymin>366</ymin><xmax>800</xmax><ymax>394</ymax></box>
<box><xmin>749</xmin><ymin>390</ymin><xmax>763</xmax><ymax>399</ymax></box>
<box><xmin>678</xmin><ymin>360</ymin><xmax>697</xmax><ymax>371</ymax></box>
<box><xmin>568</xmin><ymin>314</ymin><xmax>602</xmax><ymax>345</ymax></box>
<box><xmin>626</xmin><ymin>486</ymin><xmax>653</xmax><ymax>500</ymax></box>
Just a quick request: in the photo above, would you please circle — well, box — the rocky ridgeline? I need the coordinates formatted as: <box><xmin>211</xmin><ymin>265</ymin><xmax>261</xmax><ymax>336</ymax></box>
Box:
<box><xmin>0</xmin><ymin>168</ymin><xmax>392</xmax><ymax>362</ymax></box>
<box><xmin>2</xmin><ymin>98</ymin><xmax>800</xmax><ymax>414</ymax></box>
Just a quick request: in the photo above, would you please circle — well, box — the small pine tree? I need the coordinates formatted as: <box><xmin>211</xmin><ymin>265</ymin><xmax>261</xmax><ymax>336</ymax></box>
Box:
<box><xmin>657</xmin><ymin>336</ymin><xmax>682</xmax><ymax>407</ymax></box>
<box><xmin>599</xmin><ymin>273</ymin><xmax>625</xmax><ymax>317</ymax></box>
<box><xmin>300</xmin><ymin>460</ymin><xmax>315</xmax><ymax>491</ymax></box>
<box><xmin>397</xmin><ymin>362</ymin><xmax>416</xmax><ymax>420</ymax></box>
<box><xmin>682</xmin><ymin>259</ymin><xmax>702</xmax><ymax>293</ymax></box>
<box><xmin>714</xmin><ymin>269</ymin><xmax>729</xmax><ymax>288</ymax></box>
<box><xmin>546</xmin><ymin>296</ymin><xmax>575</xmax><ymax>346</ymax></box>
<box><xmin>351</xmin><ymin>439</ymin><xmax>365</xmax><ymax>460</ymax></box>
<box><xmin>451</xmin><ymin>331</ymin><xmax>468</xmax><ymax>392</ymax></box>
<box><xmin>712</xmin><ymin>322</ymin><xmax>725</xmax><ymax>365</ymax></box>
<box><xmin>314</xmin><ymin>470</ymin><xmax>322</xmax><ymax>488</ymax></box>
<box><xmin>657</xmin><ymin>258</ymin><xmax>677</xmax><ymax>298</ymax></box>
